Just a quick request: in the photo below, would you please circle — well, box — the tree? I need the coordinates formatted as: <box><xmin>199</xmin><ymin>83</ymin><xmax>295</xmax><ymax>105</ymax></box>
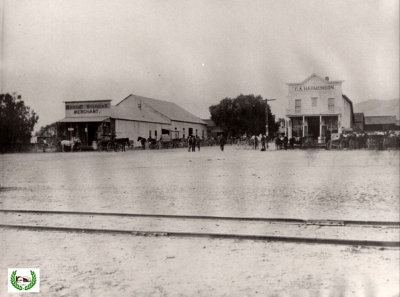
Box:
<box><xmin>209</xmin><ymin>94</ymin><xmax>276</xmax><ymax>137</ymax></box>
<box><xmin>0</xmin><ymin>93</ymin><xmax>39</xmax><ymax>152</ymax></box>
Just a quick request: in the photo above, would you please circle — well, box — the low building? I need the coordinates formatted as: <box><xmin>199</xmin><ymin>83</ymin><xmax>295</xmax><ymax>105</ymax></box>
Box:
<box><xmin>57</xmin><ymin>94</ymin><xmax>208</xmax><ymax>147</ymax></box>
<box><xmin>364</xmin><ymin>116</ymin><xmax>397</xmax><ymax>133</ymax></box>
<box><xmin>353</xmin><ymin>113</ymin><xmax>365</xmax><ymax>133</ymax></box>
<box><xmin>202</xmin><ymin>119</ymin><xmax>224</xmax><ymax>138</ymax></box>
<box><xmin>286</xmin><ymin>74</ymin><xmax>354</xmax><ymax>142</ymax></box>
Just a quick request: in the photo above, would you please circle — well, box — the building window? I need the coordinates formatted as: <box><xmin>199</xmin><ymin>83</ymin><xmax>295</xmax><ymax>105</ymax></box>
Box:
<box><xmin>183</xmin><ymin>128</ymin><xmax>185</xmax><ymax>139</ymax></box>
<box><xmin>155</xmin><ymin>130</ymin><xmax>157</xmax><ymax>138</ymax></box>
<box><xmin>312</xmin><ymin>97</ymin><xmax>318</xmax><ymax>108</ymax></box>
<box><xmin>328</xmin><ymin>98</ymin><xmax>335</xmax><ymax>110</ymax></box>
<box><xmin>325</xmin><ymin>116</ymin><xmax>338</xmax><ymax>133</ymax></box>
<box><xmin>196</xmin><ymin>129</ymin><xmax>198</xmax><ymax>136</ymax></box>
<box><xmin>295</xmin><ymin>100</ymin><xmax>301</xmax><ymax>113</ymax></box>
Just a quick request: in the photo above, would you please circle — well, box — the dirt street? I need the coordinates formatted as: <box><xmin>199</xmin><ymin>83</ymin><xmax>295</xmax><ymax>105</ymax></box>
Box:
<box><xmin>1</xmin><ymin>146</ymin><xmax>399</xmax><ymax>296</ymax></box>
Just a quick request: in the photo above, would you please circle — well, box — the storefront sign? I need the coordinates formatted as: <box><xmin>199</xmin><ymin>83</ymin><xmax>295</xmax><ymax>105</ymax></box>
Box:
<box><xmin>66</xmin><ymin>103</ymin><xmax>110</xmax><ymax>114</ymax></box>
<box><xmin>65</xmin><ymin>101</ymin><xmax>112</xmax><ymax>117</ymax></box>
<box><xmin>66</xmin><ymin>103</ymin><xmax>110</xmax><ymax>110</ymax></box>
<box><xmin>294</xmin><ymin>86</ymin><xmax>334</xmax><ymax>91</ymax></box>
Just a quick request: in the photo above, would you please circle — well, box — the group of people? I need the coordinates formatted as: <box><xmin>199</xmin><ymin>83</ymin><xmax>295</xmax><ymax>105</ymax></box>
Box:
<box><xmin>188</xmin><ymin>135</ymin><xmax>201</xmax><ymax>152</ymax></box>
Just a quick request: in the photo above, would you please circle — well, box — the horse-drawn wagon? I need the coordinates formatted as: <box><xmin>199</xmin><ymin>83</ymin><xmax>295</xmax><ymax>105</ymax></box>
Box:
<box><xmin>97</xmin><ymin>134</ymin><xmax>128</xmax><ymax>152</ymax></box>
<box><xmin>159</xmin><ymin>134</ymin><xmax>174</xmax><ymax>149</ymax></box>
<box><xmin>58</xmin><ymin>137</ymin><xmax>82</xmax><ymax>152</ymax></box>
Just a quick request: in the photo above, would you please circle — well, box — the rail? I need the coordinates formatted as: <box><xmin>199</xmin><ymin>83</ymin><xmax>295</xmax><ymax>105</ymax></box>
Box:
<box><xmin>1</xmin><ymin>209</ymin><xmax>399</xmax><ymax>247</ymax></box>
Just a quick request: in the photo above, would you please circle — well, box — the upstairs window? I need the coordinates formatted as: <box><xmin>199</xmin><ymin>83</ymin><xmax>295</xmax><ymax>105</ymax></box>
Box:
<box><xmin>312</xmin><ymin>97</ymin><xmax>318</xmax><ymax>108</ymax></box>
<box><xmin>328</xmin><ymin>98</ymin><xmax>335</xmax><ymax>110</ymax></box>
<box><xmin>295</xmin><ymin>99</ymin><xmax>301</xmax><ymax>113</ymax></box>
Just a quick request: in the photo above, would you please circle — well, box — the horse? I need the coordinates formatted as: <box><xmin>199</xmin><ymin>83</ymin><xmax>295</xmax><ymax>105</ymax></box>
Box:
<box><xmin>60</xmin><ymin>138</ymin><xmax>81</xmax><ymax>152</ymax></box>
<box><xmin>275</xmin><ymin>136</ymin><xmax>282</xmax><ymax>150</ymax></box>
<box><xmin>115</xmin><ymin>137</ymin><xmax>130</xmax><ymax>151</ymax></box>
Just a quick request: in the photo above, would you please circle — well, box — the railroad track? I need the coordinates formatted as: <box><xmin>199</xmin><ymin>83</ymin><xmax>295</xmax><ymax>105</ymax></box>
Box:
<box><xmin>1</xmin><ymin>209</ymin><xmax>399</xmax><ymax>247</ymax></box>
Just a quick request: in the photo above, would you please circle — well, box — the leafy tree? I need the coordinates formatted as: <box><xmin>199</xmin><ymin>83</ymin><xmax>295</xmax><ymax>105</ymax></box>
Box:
<box><xmin>0</xmin><ymin>93</ymin><xmax>39</xmax><ymax>152</ymax></box>
<box><xmin>209</xmin><ymin>94</ymin><xmax>277</xmax><ymax>137</ymax></box>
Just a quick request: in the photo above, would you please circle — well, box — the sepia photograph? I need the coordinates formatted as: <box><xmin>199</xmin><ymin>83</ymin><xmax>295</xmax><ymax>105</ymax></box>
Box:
<box><xmin>1</xmin><ymin>0</ymin><xmax>399</xmax><ymax>296</ymax></box>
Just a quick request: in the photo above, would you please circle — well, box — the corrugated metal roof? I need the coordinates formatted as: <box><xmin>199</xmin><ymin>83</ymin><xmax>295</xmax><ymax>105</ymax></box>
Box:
<box><xmin>364</xmin><ymin>116</ymin><xmax>397</xmax><ymax>125</ymax></box>
<box><xmin>117</xmin><ymin>95</ymin><xmax>207</xmax><ymax>125</ymax></box>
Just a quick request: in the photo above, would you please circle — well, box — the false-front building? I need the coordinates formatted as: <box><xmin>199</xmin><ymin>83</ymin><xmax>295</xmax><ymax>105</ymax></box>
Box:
<box><xmin>57</xmin><ymin>94</ymin><xmax>208</xmax><ymax>147</ymax></box>
<box><xmin>286</xmin><ymin>74</ymin><xmax>354</xmax><ymax>143</ymax></box>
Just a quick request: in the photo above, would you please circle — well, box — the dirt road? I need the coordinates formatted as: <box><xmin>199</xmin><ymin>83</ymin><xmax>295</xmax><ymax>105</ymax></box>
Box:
<box><xmin>1</xmin><ymin>146</ymin><xmax>399</xmax><ymax>296</ymax></box>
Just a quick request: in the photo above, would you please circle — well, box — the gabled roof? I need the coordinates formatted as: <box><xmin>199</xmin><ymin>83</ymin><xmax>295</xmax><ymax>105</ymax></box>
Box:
<box><xmin>286</xmin><ymin>73</ymin><xmax>344</xmax><ymax>86</ymax></box>
<box><xmin>202</xmin><ymin>119</ymin><xmax>216</xmax><ymax>127</ymax></box>
<box><xmin>365</xmin><ymin>116</ymin><xmax>397</xmax><ymax>125</ymax></box>
<box><xmin>111</xmin><ymin>105</ymin><xmax>170</xmax><ymax>124</ymax></box>
<box><xmin>117</xmin><ymin>94</ymin><xmax>207</xmax><ymax>125</ymax></box>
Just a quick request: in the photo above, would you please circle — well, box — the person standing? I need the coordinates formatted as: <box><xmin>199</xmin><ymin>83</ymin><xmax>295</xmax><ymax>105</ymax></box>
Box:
<box><xmin>191</xmin><ymin>135</ymin><xmax>196</xmax><ymax>152</ymax></box>
<box><xmin>188</xmin><ymin>136</ymin><xmax>192</xmax><ymax>152</ymax></box>
<box><xmin>220</xmin><ymin>134</ymin><xmax>226</xmax><ymax>151</ymax></box>
<box><xmin>325</xmin><ymin>129</ymin><xmax>332</xmax><ymax>150</ymax></box>
<box><xmin>196</xmin><ymin>136</ymin><xmax>201</xmax><ymax>151</ymax></box>
<box><xmin>261</xmin><ymin>135</ymin><xmax>266</xmax><ymax>151</ymax></box>
<box><xmin>254</xmin><ymin>135</ymin><xmax>259</xmax><ymax>150</ymax></box>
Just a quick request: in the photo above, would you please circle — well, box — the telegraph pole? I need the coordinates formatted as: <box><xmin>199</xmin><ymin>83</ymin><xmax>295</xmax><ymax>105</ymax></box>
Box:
<box><xmin>265</xmin><ymin>98</ymin><xmax>276</xmax><ymax>140</ymax></box>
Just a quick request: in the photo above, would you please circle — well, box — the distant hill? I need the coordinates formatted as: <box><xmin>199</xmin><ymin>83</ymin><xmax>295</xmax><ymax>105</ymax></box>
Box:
<box><xmin>354</xmin><ymin>99</ymin><xmax>399</xmax><ymax>118</ymax></box>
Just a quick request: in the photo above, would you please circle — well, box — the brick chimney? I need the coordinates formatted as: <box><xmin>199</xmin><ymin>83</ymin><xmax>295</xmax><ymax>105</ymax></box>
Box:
<box><xmin>325</xmin><ymin>77</ymin><xmax>329</xmax><ymax>81</ymax></box>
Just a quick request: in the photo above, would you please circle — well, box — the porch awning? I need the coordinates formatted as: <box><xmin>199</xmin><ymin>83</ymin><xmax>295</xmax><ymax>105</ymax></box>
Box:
<box><xmin>57</xmin><ymin>116</ymin><xmax>110</xmax><ymax>123</ymax></box>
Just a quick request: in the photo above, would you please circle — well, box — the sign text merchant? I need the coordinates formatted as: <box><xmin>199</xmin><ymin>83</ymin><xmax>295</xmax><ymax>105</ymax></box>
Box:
<box><xmin>66</xmin><ymin>103</ymin><xmax>110</xmax><ymax>114</ymax></box>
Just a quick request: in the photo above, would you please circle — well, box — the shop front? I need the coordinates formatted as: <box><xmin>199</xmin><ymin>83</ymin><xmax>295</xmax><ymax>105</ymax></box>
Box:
<box><xmin>57</xmin><ymin>100</ymin><xmax>112</xmax><ymax>148</ymax></box>
<box><xmin>286</xmin><ymin>74</ymin><xmax>353</xmax><ymax>143</ymax></box>
<box><xmin>288</xmin><ymin>115</ymin><xmax>339</xmax><ymax>141</ymax></box>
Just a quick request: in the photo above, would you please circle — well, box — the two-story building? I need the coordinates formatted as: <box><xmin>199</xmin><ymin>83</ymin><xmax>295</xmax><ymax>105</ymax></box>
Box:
<box><xmin>286</xmin><ymin>74</ymin><xmax>354</xmax><ymax>143</ymax></box>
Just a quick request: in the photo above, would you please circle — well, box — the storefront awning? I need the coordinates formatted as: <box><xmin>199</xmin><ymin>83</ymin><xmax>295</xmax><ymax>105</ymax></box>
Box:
<box><xmin>57</xmin><ymin>116</ymin><xmax>110</xmax><ymax>123</ymax></box>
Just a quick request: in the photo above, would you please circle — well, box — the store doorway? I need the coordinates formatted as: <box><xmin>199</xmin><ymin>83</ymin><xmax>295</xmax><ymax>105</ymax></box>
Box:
<box><xmin>307</xmin><ymin>117</ymin><xmax>320</xmax><ymax>139</ymax></box>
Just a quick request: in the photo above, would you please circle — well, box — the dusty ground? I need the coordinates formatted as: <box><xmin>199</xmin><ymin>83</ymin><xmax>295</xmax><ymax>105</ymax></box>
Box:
<box><xmin>1</xmin><ymin>145</ymin><xmax>399</xmax><ymax>296</ymax></box>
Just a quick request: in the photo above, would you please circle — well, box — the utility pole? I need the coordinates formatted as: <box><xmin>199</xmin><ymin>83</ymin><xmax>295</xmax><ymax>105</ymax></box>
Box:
<box><xmin>265</xmin><ymin>98</ymin><xmax>276</xmax><ymax>138</ymax></box>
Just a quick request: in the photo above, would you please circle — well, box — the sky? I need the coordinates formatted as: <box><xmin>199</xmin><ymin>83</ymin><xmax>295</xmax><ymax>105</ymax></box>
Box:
<box><xmin>1</xmin><ymin>0</ymin><xmax>399</xmax><ymax>131</ymax></box>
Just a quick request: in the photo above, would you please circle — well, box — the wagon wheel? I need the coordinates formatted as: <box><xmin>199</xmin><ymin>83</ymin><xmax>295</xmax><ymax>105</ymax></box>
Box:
<box><xmin>168</xmin><ymin>142</ymin><xmax>173</xmax><ymax>149</ymax></box>
<box><xmin>107</xmin><ymin>142</ymin><xmax>114</xmax><ymax>152</ymax></box>
<box><xmin>114</xmin><ymin>143</ymin><xmax>121</xmax><ymax>152</ymax></box>
<box><xmin>339</xmin><ymin>140</ymin><xmax>346</xmax><ymax>150</ymax></box>
<box><xmin>97</xmin><ymin>141</ymin><xmax>103</xmax><ymax>152</ymax></box>
<box><xmin>235</xmin><ymin>142</ymin><xmax>241</xmax><ymax>150</ymax></box>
